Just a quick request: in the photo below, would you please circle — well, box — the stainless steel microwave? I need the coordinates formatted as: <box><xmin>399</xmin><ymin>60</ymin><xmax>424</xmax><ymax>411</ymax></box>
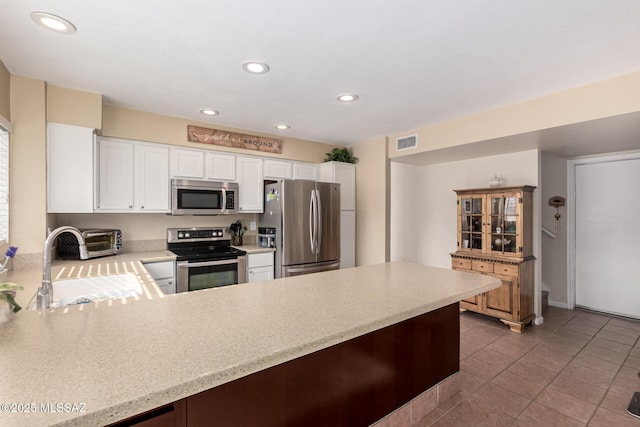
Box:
<box><xmin>171</xmin><ymin>179</ymin><xmax>238</xmax><ymax>215</ymax></box>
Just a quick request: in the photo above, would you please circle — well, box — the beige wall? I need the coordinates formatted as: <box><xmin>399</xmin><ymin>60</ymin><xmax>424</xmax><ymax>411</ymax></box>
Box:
<box><xmin>390</xmin><ymin>150</ymin><xmax>543</xmax><ymax>319</ymax></box>
<box><xmin>47</xmin><ymin>85</ymin><xmax>102</xmax><ymax>129</ymax></box>
<box><xmin>5</xmin><ymin>81</ymin><xmax>339</xmax><ymax>257</ymax></box>
<box><xmin>541</xmin><ymin>152</ymin><xmax>568</xmax><ymax>306</ymax></box>
<box><xmin>10</xmin><ymin>76</ymin><xmax>47</xmax><ymax>258</ymax></box>
<box><xmin>351</xmin><ymin>136</ymin><xmax>389</xmax><ymax>266</ymax></box>
<box><xmin>388</xmin><ymin>70</ymin><xmax>640</xmax><ymax>158</ymax></box>
<box><xmin>102</xmin><ymin>105</ymin><xmax>338</xmax><ymax>163</ymax></box>
<box><xmin>0</xmin><ymin>60</ymin><xmax>9</xmax><ymax>121</ymax></box>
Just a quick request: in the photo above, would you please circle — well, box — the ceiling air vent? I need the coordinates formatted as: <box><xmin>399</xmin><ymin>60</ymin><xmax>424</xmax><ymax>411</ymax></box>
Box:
<box><xmin>396</xmin><ymin>134</ymin><xmax>417</xmax><ymax>151</ymax></box>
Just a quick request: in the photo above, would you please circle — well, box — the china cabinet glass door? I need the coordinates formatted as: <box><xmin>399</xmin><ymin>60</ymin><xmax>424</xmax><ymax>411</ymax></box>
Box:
<box><xmin>459</xmin><ymin>196</ymin><xmax>485</xmax><ymax>252</ymax></box>
<box><xmin>489</xmin><ymin>193</ymin><xmax>519</xmax><ymax>257</ymax></box>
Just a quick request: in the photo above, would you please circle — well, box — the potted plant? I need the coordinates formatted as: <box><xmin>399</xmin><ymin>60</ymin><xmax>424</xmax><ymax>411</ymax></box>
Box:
<box><xmin>1</xmin><ymin>281</ymin><xmax>23</xmax><ymax>324</ymax></box>
<box><xmin>324</xmin><ymin>147</ymin><xmax>358</xmax><ymax>164</ymax></box>
<box><xmin>229</xmin><ymin>220</ymin><xmax>247</xmax><ymax>246</ymax></box>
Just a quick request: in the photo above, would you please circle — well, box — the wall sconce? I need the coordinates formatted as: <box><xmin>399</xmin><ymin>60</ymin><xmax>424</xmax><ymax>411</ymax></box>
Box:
<box><xmin>548</xmin><ymin>196</ymin><xmax>566</xmax><ymax>235</ymax></box>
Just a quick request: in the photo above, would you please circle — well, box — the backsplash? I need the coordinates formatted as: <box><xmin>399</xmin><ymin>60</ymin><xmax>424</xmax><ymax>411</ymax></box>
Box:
<box><xmin>54</xmin><ymin>213</ymin><xmax>259</xmax><ymax>241</ymax></box>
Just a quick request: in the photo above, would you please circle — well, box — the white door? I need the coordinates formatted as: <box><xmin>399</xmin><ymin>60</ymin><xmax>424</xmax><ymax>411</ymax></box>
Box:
<box><xmin>574</xmin><ymin>154</ymin><xmax>640</xmax><ymax>318</ymax></box>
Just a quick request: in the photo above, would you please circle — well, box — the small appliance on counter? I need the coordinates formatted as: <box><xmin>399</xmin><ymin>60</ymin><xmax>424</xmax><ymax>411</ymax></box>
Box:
<box><xmin>258</xmin><ymin>227</ymin><xmax>276</xmax><ymax>248</ymax></box>
<box><xmin>56</xmin><ymin>228</ymin><xmax>122</xmax><ymax>260</ymax></box>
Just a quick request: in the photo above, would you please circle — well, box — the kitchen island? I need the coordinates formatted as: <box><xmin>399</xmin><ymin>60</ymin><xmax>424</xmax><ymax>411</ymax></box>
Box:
<box><xmin>0</xmin><ymin>261</ymin><xmax>500</xmax><ymax>426</ymax></box>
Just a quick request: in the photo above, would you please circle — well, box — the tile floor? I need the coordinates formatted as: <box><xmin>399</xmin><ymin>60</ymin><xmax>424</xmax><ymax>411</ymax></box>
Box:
<box><xmin>412</xmin><ymin>307</ymin><xmax>640</xmax><ymax>426</ymax></box>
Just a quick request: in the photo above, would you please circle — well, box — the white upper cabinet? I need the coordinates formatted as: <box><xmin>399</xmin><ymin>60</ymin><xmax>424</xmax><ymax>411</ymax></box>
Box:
<box><xmin>318</xmin><ymin>161</ymin><xmax>356</xmax><ymax>211</ymax></box>
<box><xmin>96</xmin><ymin>137</ymin><xmax>169</xmax><ymax>212</ymax></box>
<box><xmin>292</xmin><ymin>161</ymin><xmax>318</xmax><ymax>181</ymax></box>
<box><xmin>235</xmin><ymin>156</ymin><xmax>263</xmax><ymax>213</ymax></box>
<box><xmin>263</xmin><ymin>159</ymin><xmax>292</xmax><ymax>179</ymax></box>
<box><xmin>170</xmin><ymin>147</ymin><xmax>204</xmax><ymax>179</ymax></box>
<box><xmin>205</xmin><ymin>152</ymin><xmax>236</xmax><ymax>181</ymax></box>
<box><xmin>97</xmin><ymin>138</ymin><xmax>135</xmax><ymax>210</ymax></box>
<box><xmin>47</xmin><ymin>122</ymin><xmax>95</xmax><ymax>213</ymax></box>
<box><xmin>136</xmin><ymin>144</ymin><xmax>170</xmax><ymax>212</ymax></box>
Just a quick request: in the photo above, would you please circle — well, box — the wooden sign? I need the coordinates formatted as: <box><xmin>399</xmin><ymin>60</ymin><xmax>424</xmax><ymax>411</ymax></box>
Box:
<box><xmin>187</xmin><ymin>125</ymin><xmax>282</xmax><ymax>154</ymax></box>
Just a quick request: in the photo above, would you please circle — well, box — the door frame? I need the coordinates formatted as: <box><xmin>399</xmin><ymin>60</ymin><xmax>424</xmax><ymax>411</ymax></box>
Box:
<box><xmin>567</xmin><ymin>150</ymin><xmax>640</xmax><ymax>310</ymax></box>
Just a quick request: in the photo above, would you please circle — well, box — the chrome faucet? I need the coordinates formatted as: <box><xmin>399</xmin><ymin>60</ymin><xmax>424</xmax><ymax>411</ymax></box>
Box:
<box><xmin>36</xmin><ymin>226</ymin><xmax>89</xmax><ymax>310</ymax></box>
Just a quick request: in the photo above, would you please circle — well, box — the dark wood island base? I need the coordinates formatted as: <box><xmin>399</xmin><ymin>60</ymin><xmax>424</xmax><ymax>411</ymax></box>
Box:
<box><xmin>112</xmin><ymin>303</ymin><xmax>461</xmax><ymax>427</ymax></box>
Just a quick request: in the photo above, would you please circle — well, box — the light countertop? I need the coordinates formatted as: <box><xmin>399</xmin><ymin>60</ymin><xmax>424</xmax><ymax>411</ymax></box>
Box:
<box><xmin>0</xmin><ymin>261</ymin><xmax>500</xmax><ymax>426</ymax></box>
<box><xmin>7</xmin><ymin>251</ymin><xmax>176</xmax><ymax>309</ymax></box>
<box><xmin>231</xmin><ymin>244</ymin><xmax>275</xmax><ymax>254</ymax></box>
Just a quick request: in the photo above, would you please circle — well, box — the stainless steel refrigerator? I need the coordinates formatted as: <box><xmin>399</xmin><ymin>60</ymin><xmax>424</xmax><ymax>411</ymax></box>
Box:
<box><xmin>260</xmin><ymin>180</ymin><xmax>340</xmax><ymax>278</ymax></box>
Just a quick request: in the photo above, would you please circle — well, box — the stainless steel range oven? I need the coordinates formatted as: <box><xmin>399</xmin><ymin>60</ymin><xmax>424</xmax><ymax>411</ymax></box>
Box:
<box><xmin>167</xmin><ymin>227</ymin><xmax>247</xmax><ymax>293</ymax></box>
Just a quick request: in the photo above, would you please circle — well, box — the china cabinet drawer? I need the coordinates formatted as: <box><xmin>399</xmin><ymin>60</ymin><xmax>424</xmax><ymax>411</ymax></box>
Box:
<box><xmin>494</xmin><ymin>263</ymin><xmax>519</xmax><ymax>276</ymax></box>
<box><xmin>452</xmin><ymin>258</ymin><xmax>471</xmax><ymax>270</ymax></box>
<box><xmin>471</xmin><ymin>260</ymin><xmax>493</xmax><ymax>273</ymax></box>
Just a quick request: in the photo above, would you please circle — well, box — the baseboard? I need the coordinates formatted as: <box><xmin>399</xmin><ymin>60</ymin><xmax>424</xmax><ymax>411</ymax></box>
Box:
<box><xmin>549</xmin><ymin>300</ymin><xmax>569</xmax><ymax>309</ymax></box>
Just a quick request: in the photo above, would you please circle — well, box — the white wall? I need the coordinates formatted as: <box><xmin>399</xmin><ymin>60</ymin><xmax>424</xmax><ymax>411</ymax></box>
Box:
<box><xmin>541</xmin><ymin>152</ymin><xmax>568</xmax><ymax>307</ymax></box>
<box><xmin>390</xmin><ymin>149</ymin><xmax>542</xmax><ymax>317</ymax></box>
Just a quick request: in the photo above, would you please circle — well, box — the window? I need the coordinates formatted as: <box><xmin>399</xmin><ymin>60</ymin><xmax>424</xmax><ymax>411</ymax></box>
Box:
<box><xmin>0</xmin><ymin>125</ymin><xmax>8</xmax><ymax>243</ymax></box>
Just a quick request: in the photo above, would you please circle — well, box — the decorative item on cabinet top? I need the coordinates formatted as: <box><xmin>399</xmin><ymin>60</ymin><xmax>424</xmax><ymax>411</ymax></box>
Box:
<box><xmin>187</xmin><ymin>125</ymin><xmax>282</xmax><ymax>154</ymax></box>
<box><xmin>324</xmin><ymin>147</ymin><xmax>358</xmax><ymax>164</ymax></box>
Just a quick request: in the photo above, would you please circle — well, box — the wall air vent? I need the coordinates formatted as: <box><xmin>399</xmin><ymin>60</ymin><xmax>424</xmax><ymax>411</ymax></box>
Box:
<box><xmin>396</xmin><ymin>134</ymin><xmax>417</xmax><ymax>151</ymax></box>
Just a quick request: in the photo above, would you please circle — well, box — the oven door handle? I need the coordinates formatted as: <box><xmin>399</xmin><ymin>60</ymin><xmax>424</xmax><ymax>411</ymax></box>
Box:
<box><xmin>177</xmin><ymin>259</ymin><xmax>239</xmax><ymax>268</ymax></box>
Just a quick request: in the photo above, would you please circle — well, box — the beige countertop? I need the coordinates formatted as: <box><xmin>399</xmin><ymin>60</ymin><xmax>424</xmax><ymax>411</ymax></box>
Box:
<box><xmin>231</xmin><ymin>244</ymin><xmax>275</xmax><ymax>254</ymax></box>
<box><xmin>7</xmin><ymin>251</ymin><xmax>176</xmax><ymax>309</ymax></box>
<box><xmin>0</xmin><ymin>261</ymin><xmax>500</xmax><ymax>427</ymax></box>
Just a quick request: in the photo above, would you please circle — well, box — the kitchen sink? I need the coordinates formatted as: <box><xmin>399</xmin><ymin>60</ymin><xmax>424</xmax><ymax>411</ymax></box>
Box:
<box><xmin>27</xmin><ymin>273</ymin><xmax>143</xmax><ymax>310</ymax></box>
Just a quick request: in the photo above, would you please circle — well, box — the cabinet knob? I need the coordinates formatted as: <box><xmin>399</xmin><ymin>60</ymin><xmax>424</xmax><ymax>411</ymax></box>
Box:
<box><xmin>141</xmin><ymin>206</ymin><xmax>144</xmax><ymax>209</ymax></box>
<box><xmin>129</xmin><ymin>205</ymin><xmax>133</xmax><ymax>208</ymax></box>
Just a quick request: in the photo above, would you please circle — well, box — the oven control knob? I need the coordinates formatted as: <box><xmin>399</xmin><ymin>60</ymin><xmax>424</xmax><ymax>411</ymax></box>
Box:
<box><xmin>184</xmin><ymin>232</ymin><xmax>191</xmax><ymax>238</ymax></box>
<box><xmin>178</xmin><ymin>232</ymin><xmax>184</xmax><ymax>238</ymax></box>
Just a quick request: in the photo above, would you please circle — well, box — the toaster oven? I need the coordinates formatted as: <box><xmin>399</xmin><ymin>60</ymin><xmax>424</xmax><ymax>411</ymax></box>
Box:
<box><xmin>56</xmin><ymin>228</ymin><xmax>122</xmax><ymax>260</ymax></box>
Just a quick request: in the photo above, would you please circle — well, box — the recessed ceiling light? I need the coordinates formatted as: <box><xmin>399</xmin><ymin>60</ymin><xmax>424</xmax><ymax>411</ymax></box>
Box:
<box><xmin>274</xmin><ymin>124</ymin><xmax>290</xmax><ymax>130</ymax></box>
<box><xmin>200</xmin><ymin>108</ymin><xmax>219</xmax><ymax>116</ymax></box>
<box><xmin>337</xmin><ymin>94</ymin><xmax>359</xmax><ymax>102</ymax></box>
<box><xmin>242</xmin><ymin>62</ymin><xmax>270</xmax><ymax>74</ymax></box>
<box><xmin>31</xmin><ymin>12</ymin><xmax>76</xmax><ymax>34</ymax></box>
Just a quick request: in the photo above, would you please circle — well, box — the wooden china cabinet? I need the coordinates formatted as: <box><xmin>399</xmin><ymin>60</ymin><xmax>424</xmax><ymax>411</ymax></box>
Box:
<box><xmin>451</xmin><ymin>186</ymin><xmax>535</xmax><ymax>333</ymax></box>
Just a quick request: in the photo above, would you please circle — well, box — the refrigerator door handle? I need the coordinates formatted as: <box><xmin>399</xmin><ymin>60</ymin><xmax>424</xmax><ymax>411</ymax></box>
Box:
<box><xmin>309</xmin><ymin>190</ymin><xmax>315</xmax><ymax>253</ymax></box>
<box><xmin>315</xmin><ymin>189</ymin><xmax>322</xmax><ymax>254</ymax></box>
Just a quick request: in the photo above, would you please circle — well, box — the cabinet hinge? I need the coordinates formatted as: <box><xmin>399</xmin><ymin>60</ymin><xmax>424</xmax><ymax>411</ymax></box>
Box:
<box><xmin>518</xmin><ymin>246</ymin><xmax>523</xmax><ymax>253</ymax></box>
<box><xmin>519</xmin><ymin>197</ymin><xmax>523</xmax><ymax>203</ymax></box>
<box><xmin>457</xmin><ymin>200</ymin><xmax>460</xmax><ymax>205</ymax></box>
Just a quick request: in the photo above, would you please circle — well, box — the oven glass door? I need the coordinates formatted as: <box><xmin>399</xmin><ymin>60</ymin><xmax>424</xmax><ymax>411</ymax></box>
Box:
<box><xmin>177</xmin><ymin>259</ymin><xmax>239</xmax><ymax>292</ymax></box>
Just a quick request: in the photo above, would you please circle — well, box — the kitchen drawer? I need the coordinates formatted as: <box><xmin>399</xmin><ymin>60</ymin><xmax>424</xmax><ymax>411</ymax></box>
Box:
<box><xmin>143</xmin><ymin>261</ymin><xmax>175</xmax><ymax>279</ymax></box>
<box><xmin>471</xmin><ymin>260</ymin><xmax>493</xmax><ymax>273</ymax></box>
<box><xmin>451</xmin><ymin>258</ymin><xmax>471</xmax><ymax>270</ymax></box>
<box><xmin>247</xmin><ymin>252</ymin><xmax>274</xmax><ymax>268</ymax></box>
<box><xmin>494</xmin><ymin>263</ymin><xmax>519</xmax><ymax>276</ymax></box>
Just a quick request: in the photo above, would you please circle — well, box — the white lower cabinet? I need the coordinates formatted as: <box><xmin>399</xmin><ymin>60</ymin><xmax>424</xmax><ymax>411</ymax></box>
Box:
<box><xmin>96</xmin><ymin>138</ymin><xmax>169</xmax><ymax>212</ymax></box>
<box><xmin>236</xmin><ymin>156</ymin><xmax>264</xmax><ymax>213</ymax></box>
<box><xmin>143</xmin><ymin>260</ymin><xmax>176</xmax><ymax>294</ymax></box>
<box><xmin>247</xmin><ymin>252</ymin><xmax>274</xmax><ymax>283</ymax></box>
